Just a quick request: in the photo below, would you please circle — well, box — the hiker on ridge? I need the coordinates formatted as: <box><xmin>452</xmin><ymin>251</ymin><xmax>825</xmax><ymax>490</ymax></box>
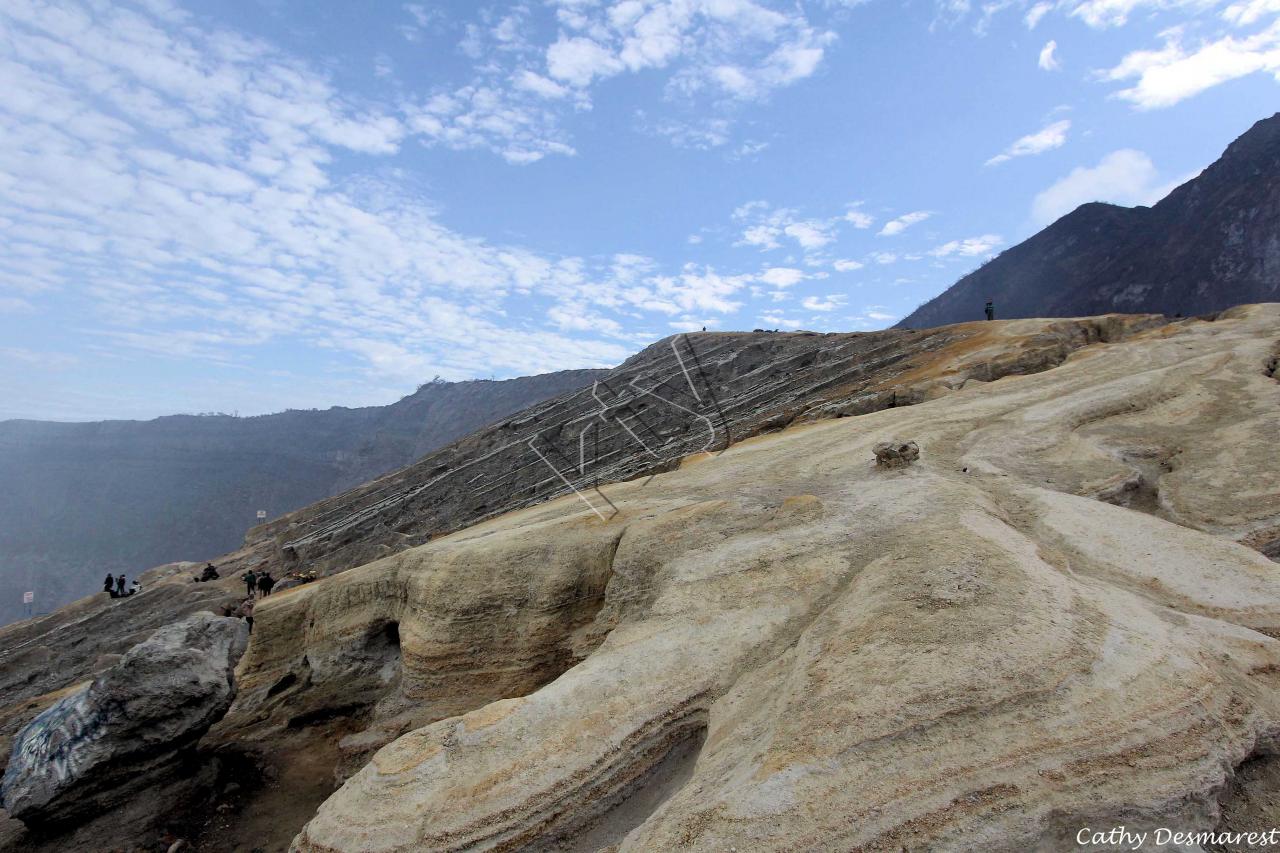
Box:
<box><xmin>256</xmin><ymin>572</ymin><xmax>275</xmax><ymax>598</ymax></box>
<box><xmin>103</xmin><ymin>573</ymin><xmax>115</xmax><ymax>595</ymax></box>
<box><xmin>242</xmin><ymin>570</ymin><xmax>258</xmax><ymax>597</ymax></box>
<box><xmin>985</xmin><ymin>299</ymin><xmax>995</xmax><ymax>321</ymax></box>
<box><xmin>116</xmin><ymin>574</ymin><xmax>127</xmax><ymax>596</ymax></box>
<box><xmin>200</xmin><ymin>562</ymin><xmax>220</xmax><ymax>582</ymax></box>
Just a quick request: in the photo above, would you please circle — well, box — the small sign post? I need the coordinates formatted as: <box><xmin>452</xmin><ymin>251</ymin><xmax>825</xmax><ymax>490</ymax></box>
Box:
<box><xmin>256</xmin><ymin>510</ymin><xmax>267</xmax><ymax>520</ymax></box>
<box><xmin>22</xmin><ymin>590</ymin><xmax>33</xmax><ymax>618</ymax></box>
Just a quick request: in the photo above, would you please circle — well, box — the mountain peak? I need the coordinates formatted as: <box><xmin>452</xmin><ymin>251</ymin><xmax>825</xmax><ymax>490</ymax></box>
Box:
<box><xmin>897</xmin><ymin>113</ymin><xmax>1280</xmax><ymax>328</ymax></box>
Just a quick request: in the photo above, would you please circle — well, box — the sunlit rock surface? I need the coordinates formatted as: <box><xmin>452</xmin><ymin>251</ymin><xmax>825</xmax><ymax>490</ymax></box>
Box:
<box><xmin>4</xmin><ymin>307</ymin><xmax>1280</xmax><ymax>851</ymax></box>
<box><xmin>250</xmin><ymin>306</ymin><xmax>1280</xmax><ymax>851</ymax></box>
<box><xmin>240</xmin><ymin>315</ymin><xmax>1165</xmax><ymax>584</ymax></box>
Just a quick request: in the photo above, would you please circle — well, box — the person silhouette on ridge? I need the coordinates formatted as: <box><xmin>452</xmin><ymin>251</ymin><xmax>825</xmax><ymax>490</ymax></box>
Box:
<box><xmin>985</xmin><ymin>299</ymin><xmax>995</xmax><ymax>321</ymax></box>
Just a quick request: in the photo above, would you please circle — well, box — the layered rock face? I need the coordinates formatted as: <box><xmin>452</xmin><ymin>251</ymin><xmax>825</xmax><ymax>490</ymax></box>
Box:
<box><xmin>1</xmin><ymin>612</ymin><xmax>248</xmax><ymax>828</ymax></box>
<box><xmin>210</xmin><ymin>306</ymin><xmax>1280</xmax><ymax>851</ymax></box>
<box><xmin>239</xmin><ymin>315</ymin><xmax>1164</xmax><ymax>587</ymax></box>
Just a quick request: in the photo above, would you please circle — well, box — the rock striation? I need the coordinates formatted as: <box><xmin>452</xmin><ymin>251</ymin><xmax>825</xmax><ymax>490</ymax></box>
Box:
<box><xmin>244</xmin><ymin>304</ymin><xmax>1280</xmax><ymax>852</ymax></box>
<box><xmin>1</xmin><ymin>612</ymin><xmax>248</xmax><ymax>828</ymax></box>
<box><xmin>237</xmin><ymin>315</ymin><xmax>1164</xmax><ymax>587</ymax></box>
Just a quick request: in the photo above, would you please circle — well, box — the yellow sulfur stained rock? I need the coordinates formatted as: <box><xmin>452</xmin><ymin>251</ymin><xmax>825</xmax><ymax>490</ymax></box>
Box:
<box><xmin>245</xmin><ymin>306</ymin><xmax>1280</xmax><ymax>852</ymax></box>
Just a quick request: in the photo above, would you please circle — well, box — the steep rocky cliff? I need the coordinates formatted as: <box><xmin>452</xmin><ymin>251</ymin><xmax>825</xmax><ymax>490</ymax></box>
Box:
<box><xmin>897</xmin><ymin>113</ymin><xmax>1280</xmax><ymax>328</ymax></box>
<box><xmin>0</xmin><ymin>370</ymin><xmax>603</xmax><ymax>626</ymax></box>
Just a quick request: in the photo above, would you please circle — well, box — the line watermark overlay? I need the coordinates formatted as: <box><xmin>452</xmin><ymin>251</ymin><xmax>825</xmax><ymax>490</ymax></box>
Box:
<box><xmin>528</xmin><ymin>334</ymin><xmax>731</xmax><ymax>521</ymax></box>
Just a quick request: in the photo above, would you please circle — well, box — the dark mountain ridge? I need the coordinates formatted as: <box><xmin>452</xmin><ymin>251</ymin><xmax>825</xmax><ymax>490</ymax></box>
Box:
<box><xmin>898</xmin><ymin>113</ymin><xmax>1280</xmax><ymax>328</ymax></box>
<box><xmin>0</xmin><ymin>369</ymin><xmax>604</xmax><ymax>626</ymax></box>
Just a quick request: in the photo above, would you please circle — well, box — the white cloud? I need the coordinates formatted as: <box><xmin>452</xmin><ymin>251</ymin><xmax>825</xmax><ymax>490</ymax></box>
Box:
<box><xmin>801</xmin><ymin>294</ymin><xmax>844</xmax><ymax>311</ymax></box>
<box><xmin>405</xmin><ymin>84</ymin><xmax>577</xmax><ymax>164</ymax></box>
<box><xmin>541</xmin><ymin>0</ymin><xmax>837</xmax><ymax>155</ymax></box>
<box><xmin>986</xmin><ymin>119</ymin><xmax>1071</xmax><ymax>166</ymax></box>
<box><xmin>843</xmin><ymin>207</ymin><xmax>875</xmax><ymax>229</ymax></box>
<box><xmin>394</xmin><ymin>0</ymin><xmax>843</xmax><ymax>162</ymax></box>
<box><xmin>548</xmin><ymin>303</ymin><xmax>623</xmax><ymax>334</ymax></box>
<box><xmin>399</xmin><ymin>3</ymin><xmax>439</xmax><ymax>41</ymax></box>
<box><xmin>783</xmin><ymin>220</ymin><xmax>835</xmax><ymax>249</ymax></box>
<box><xmin>733</xmin><ymin>139</ymin><xmax>770</xmax><ymax>159</ymax></box>
<box><xmin>1025</xmin><ymin>2</ymin><xmax>1054</xmax><ymax>27</ymax></box>
<box><xmin>1101</xmin><ymin>21</ymin><xmax>1280</xmax><ymax>109</ymax></box>
<box><xmin>2</xmin><ymin>0</ymin><xmax>820</xmax><ymax>401</ymax></box>
<box><xmin>513</xmin><ymin>70</ymin><xmax>570</xmax><ymax>99</ymax></box>
<box><xmin>930</xmin><ymin>234</ymin><xmax>1003</xmax><ymax>257</ymax></box>
<box><xmin>758</xmin><ymin>267</ymin><xmax>807</xmax><ymax>288</ymax></box>
<box><xmin>833</xmin><ymin>259</ymin><xmax>864</xmax><ymax>271</ymax></box>
<box><xmin>1031</xmin><ymin>149</ymin><xmax>1183</xmax><ymax>224</ymax></box>
<box><xmin>1069</xmin><ymin>0</ymin><xmax>1218</xmax><ymax>29</ymax></box>
<box><xmin>870</xmin><ymin>251</ymin><xmax>898</xmax><ymax>264</ymax></box>
<box><xmin>733</xmin><ymin>202</ymin><xmax>835</xmax><ymax>253</ymax></box>
<box><xmin>1224</xmin><ymin>0</ymin><xmax>1280</xmax><ymax>26</ymax></box>
<box><xmin>738</xmin><ymin>221</ymin><xmax>784</xmax><ymax>249</ymax></box>
<box><xmin>759</xmin><ymin>312</ymin><xmax>803</xmax><ymax>328</ymax></box>
<box><xmin>1039</xmin><ymin>39</ymin><xmax>1063</xmax><ymax>70</ymax></box>
<box><xmin>877</xmin><ymin>211</ymin><xmax>932</xmax><ymax>236</ymax></box>
<box><xmin>644</xmin><ymin>115</ymin><xmax>733</xmax><ymax>149</ymax></box>
<box><xmin>645</xmin><ymin>265</ymin><xmax>750</xmax><ymax>314</ymax></box>
<box><xmin>547</xmin><ymin>36</ymin><xmax>626</xmax><ymax>86</ymax></box>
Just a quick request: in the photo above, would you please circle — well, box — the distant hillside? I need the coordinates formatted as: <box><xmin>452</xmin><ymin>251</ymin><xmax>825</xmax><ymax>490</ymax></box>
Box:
<box><xmin>0</xmin><ymin>370</ymin><xmax>603</xmax><ymax>625</ymax></box>
<box><xmin>897</xmin><ymin>113</ymin><xmax>1280</xmax><ymax>328</ymax></box>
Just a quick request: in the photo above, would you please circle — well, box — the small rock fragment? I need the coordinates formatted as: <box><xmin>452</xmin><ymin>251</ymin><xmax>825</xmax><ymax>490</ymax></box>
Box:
<box><xmin>874</xmin><ymin>440</ymin><xmax>920</xmax><ymax>469</ymax></box>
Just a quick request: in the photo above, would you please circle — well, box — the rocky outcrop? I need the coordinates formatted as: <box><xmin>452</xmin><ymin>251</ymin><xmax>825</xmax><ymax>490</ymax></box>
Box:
<box><xmin>247</xmin><ymin>305</ymin><xmax>1280</xmax><ymax>852</ymax></box>
<box><xmin>236</xmin><ymin>315</ymin><xmax>1165</xmax><ymax>589</ymax></box>
<box><xmin>874</xmin><ymin>439</ymin><xmax>919</xmax><ymax>468</ymax></box>
<box><xmin>898</xmin><ymin>113</ymin><xmax>1280</xmax><ymax>329</ymax></box>
<box><xmin>0</xmin><ymin>561</ymin><xmax>245</xmax><ymax>781</ymax></box>
<box><xmin>1</xmin><ymin>612</ymin><xmax>248</xmax><ymax>828</ymax></box>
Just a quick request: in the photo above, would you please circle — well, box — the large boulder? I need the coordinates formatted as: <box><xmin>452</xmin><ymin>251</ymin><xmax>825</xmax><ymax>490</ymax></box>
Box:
<box><xmin>0</xmin><ymin>612</ymin><xmax>248</xmax><ymax>827</ymax></box>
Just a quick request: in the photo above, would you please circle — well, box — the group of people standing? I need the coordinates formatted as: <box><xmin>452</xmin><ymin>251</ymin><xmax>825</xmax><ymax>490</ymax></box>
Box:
<box><xmin>102</xmin><ymin>573</ymin><xmax>139</xmax><ymax>598</ymax></box>
<box><xmin>241</xmin><ymin>569</ymin><xmax>276</xmax><ymax>598</ymax></box>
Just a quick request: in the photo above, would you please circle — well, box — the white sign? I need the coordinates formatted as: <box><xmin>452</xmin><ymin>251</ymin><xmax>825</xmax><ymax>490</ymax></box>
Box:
<box><xmin>22</xmin><ymin>591</ymin><xmax>33</xmax><ymax>604</ymax></box>
<box><xmin>256</xmin><ymin>510</ymin><xmax>267</xmax><ymax>519</ymax></box>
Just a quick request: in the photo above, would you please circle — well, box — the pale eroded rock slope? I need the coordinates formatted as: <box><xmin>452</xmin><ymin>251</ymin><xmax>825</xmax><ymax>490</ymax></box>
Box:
<box><xmin>224</xmin><ymin>306</ymin><xmax>1280</xmax><ymax>851</ymax></box>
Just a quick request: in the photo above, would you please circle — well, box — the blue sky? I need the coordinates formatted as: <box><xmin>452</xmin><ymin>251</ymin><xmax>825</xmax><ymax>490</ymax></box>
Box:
<box><xmin>0</xmin><ymin>0</ymin><xmax>1276</xmax><ymax>420</ymax></box>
